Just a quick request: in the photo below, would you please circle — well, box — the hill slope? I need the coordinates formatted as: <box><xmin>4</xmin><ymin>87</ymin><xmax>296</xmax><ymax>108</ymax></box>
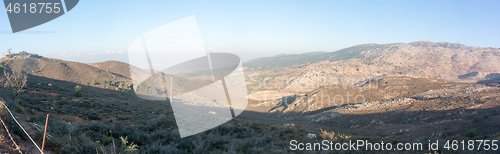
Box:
<box><xmin>244</xmin><ymin>41</ymin><xmax>500</xmax><ymax>73</ymax></box>
<box><xmin>0</xmin><ymin>55</ymin><xmax>132</xmax><ymax>85</ymax></box>
<box><xmin>244</xmin><ymin>41</ymin><xmax>500</xmax><ymax>91</ymax></box>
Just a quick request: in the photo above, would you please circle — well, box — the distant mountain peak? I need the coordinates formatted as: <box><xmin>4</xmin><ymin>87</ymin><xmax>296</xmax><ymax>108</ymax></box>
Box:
<box><xmin>243</xmin><ymin>41</ymin><xmax>499</xmax><ymax>73</ymax></box>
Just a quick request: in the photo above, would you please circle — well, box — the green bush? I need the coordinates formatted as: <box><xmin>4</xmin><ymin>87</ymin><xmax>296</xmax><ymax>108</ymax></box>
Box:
<box><xmin>466</xmin><ymin>130</ymin><xmax>478</xmax><ymax>138</ymax></box>
<box><xmin>100</xmin><ymin>132</ymin><xmax>114</xmax><ymax>145</ymax></box>
<box><xmin>74</xmin><ymin>85</ymin><xmax>82</xmax><ymax>97</ymax></box>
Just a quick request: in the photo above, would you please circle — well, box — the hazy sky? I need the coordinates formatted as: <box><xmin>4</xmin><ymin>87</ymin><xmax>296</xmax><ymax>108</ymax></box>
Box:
<box><xmin>0</xmin><ymin>0</ymin><xmax>499</xmax><ymax>63</ymax></box>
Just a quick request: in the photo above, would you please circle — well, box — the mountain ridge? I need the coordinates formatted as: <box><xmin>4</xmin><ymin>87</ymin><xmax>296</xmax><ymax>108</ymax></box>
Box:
<box><xmin>0</xmin><ymin>54</ymin><xmax>133</xmax><ymax>86</ymax></box>
<box><xmin>243</xmin><ymin>41</ymin><xmax>500</xmax><ymax>70</ymax></box>
<box><xmin>244</xmin><ymin>41</ymin><xmax>500</xmax><ymax>94</ymax></box>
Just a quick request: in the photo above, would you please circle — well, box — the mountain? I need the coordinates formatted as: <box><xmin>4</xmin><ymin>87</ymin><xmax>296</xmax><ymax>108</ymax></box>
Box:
<box><xmin>242</xmin><ymin>41</ymin><xmax>500</xmax><ymax>137</ymax></box>
<box><xmin>242</xmin><ymin>43</ymin><xmax>388</xmax><ymax>70</ymax></box>
<box><xmin>0</xmin><ymin>54</ymin><xmax>131</xmax><ymax>85</ymax></box>
<box><xmin>244</xmin><ymin>41</ymin><xmax>500</xmax><ymax>92</ymax></box>
<box><xmin>244</xmin><ymin>41</ymin><xmax>500</xmax><ymax>73</ymax></box>
<box><xmin>243</xmin><ymin>51</ymin><xmax>332</xmax><ymax>70</ymax></box>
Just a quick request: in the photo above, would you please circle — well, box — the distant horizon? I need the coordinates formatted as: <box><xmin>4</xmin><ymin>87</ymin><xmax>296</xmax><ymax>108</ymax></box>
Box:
<box><xmin>255</xmin><ymin>40</ymin><xmax>500</xmax><ymax>58</ymax></box>
<box><xmin>4</xmin><ymin>40</ymin><xmax>499</xmax><ymax>67</ymax></box>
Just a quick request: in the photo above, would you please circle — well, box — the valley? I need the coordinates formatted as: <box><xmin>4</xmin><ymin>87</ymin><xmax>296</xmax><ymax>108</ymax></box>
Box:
<box><xmin>0</xmin><ymin>41</ymin><xmax>499</xmax><ymax>153</ymax></box>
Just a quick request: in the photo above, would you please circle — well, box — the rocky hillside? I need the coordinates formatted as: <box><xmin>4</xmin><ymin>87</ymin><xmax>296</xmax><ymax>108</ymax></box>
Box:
<box><xmin>244</xmin><ymin>76</ymin><xmax>500</xmax><ymax>139</ymax></box>
<box><xmin>245</xmin><ymin>41</ymin><xmax>500</xmax><ymax>92</ymax></box>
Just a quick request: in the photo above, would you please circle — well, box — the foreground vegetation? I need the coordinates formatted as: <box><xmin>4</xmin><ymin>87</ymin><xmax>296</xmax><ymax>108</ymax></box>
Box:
<box><xmin>0</xmin><ymin>65</ymin><xmax>315</xmax><ymax>153</ymax></box>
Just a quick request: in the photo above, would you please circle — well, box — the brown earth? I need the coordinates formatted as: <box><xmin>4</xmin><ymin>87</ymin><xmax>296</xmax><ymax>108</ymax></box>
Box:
<box><xmin>244</xmin><ymin>41</ymin><xmax>500</xmax><ymax>92</ymax></box>
<box><xmin>240</xmin><ymin>76</ymin><xmax>500</xmax><ymax>141</ymax></box>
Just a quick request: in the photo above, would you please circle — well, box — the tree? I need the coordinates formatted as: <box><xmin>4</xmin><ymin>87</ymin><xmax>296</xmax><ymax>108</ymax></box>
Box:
<box><xmin>1</xmin><ymin>69</ymin><xmax>27</xmax><ymax>99</ymax></box>
<box><xmin>6</xmin><ymin>48</ymin><xmax>13</xmax><ymax>58</ymax></box>
<box><xmin>19</xmin><ymin>51</ymin><xmax>28</xmax><ymax>55</ymax></box>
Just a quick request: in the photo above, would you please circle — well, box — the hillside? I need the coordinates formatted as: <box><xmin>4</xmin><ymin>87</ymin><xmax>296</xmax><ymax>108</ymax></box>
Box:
<box><xmin>244</xmin><ymin>41</ymin><xmax>500</xmax><ymax>72</ymax></box>
<box><xmin>87</xmin><ymin>60</ymin><xmax>135</xmax><ymax>80</ymax></box>
<box><xmin>0</xmin><ymin>53</ymin><xmax>311</xmax><ymax>153</ymax></box>
<box><xmin>0</xmin><ymin>54</ymin><xmax>132</xmax><ymax>86</ymax></box>
<box><xmin>244</xmin><ymin>76</ymin><xmax>500</xmax><ymax>140</ymax></box>
<box><xmin>249</xmin><ymin>76</ymin><xmax>499</xmax><ymax>114</ymax></box>
<box><xmin>0</xmin><ymin>54</ymin><xmax>240</xmax><ymax>101</ymax></box>
<box><xmin>244</xmin><ymin>41</ymin><xmax>500</xmax><ymax>93</ymax></box>
<box><xmin>243</xmin><ymin>51</ymin><xmax>332</xmax><ymax>70</ymax></box>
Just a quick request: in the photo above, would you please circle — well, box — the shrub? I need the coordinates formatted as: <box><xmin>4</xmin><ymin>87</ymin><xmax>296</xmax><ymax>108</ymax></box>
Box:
<box><xmin>91</xmin><ymin>78</ymin><xmax>97</xmax><ymax>85</ymax></box>
<box><xmin>120</xmin><ymin>136</ymin><xmax>138</xmax><ymax>152</ymax></box>
<box><xmin>466</xmin><ymin>130</ymin><xmax>478</xmax><ymax>138</ymax></box>
<box><xmin>74</xmin><ymin>85</ymin><xmax>82</xmax><ymax>97</ymax></box>
<box><xmin>100</xmin><ymin>132</ymin><xmax>114</xmax><ymax>145</ymax></box>
<box><xmin>320</xmin><ymin>129</ymin><xmax>351</xmax><ymax>142</ymax></box>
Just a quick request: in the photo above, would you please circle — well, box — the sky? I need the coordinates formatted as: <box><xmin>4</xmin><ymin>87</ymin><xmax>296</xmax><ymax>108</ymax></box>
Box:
<box><xmin>0</xmin><ymin>0</ymin><xmax>500</xmax><ymax>64</ymax></box>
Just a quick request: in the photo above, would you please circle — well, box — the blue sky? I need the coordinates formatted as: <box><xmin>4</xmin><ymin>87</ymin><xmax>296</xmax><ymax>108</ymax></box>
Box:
<box><xmin>0</xmin><ymin>0</ymin><xmax>499</xmax><ymax>63</ymax></box>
